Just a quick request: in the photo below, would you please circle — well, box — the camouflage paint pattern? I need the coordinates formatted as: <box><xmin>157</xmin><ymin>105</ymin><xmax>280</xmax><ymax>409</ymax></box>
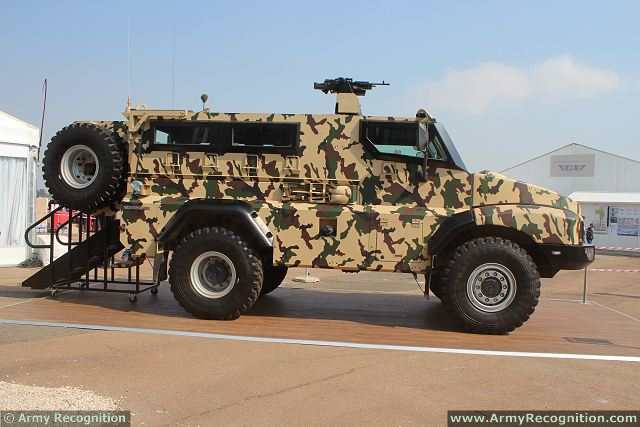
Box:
<box><xmin>81</xmin><ymin>100</ymin><xmax>584</xmax><ymax>274</ymax></box>
<box><xmin>472</xmin><ymin>171</ymin><xmax>582</xmax><ymax>245</ymax></box>
<box><xmin>473</xmin><ymin>171</ymin><xmax>578</xmax><ymax>212</ymax></box>
<box><xmin>473</xmin><ymin>205</ymin><xmax>580</xmax><ymax>245</ymax></box>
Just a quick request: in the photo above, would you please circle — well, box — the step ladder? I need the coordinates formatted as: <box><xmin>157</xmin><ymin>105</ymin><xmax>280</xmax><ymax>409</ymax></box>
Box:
<box><xmin>22</xmin><ymin>205</ymin><xmax>159</xmax><ymax>302</ymax></box>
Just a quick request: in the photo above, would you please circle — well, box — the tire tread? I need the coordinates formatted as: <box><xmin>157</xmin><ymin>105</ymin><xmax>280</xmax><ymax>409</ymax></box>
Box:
<box><xmin>42</xmin><ymin>122</ymin><xmax>126</xmax><ymax>211</ymax></box>
<box><xmin>169</xmin><ymin>226</ymin><xmax>263</xmax><ymax>320</ymax></box>
<box><xmin>440</xmin><ymin>237</ymin><xmax>541</xmax><ymax>334</ymax></box>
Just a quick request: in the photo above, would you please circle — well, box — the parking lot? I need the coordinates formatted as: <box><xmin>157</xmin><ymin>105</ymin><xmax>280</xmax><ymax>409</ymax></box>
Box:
<box><xmin>0</xmin><ymin>254</ymin><xmax>637</xmax><ymax>426</ymax></box>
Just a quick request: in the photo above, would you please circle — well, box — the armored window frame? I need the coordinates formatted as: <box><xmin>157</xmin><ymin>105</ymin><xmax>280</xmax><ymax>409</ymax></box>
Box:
<box><xmin>363</xmin><ymin>121</ymin><xmax>419</xmax><ymax>148</ymax></box>
<box><xmin>230</xmin><ymin>122</ymin><xmax>299</xmax><ymax>153</ymax></box>
<box><xmin>147</xmin><ymin>120</ymin><xmax>301</xmax><ymax>155</ymax></box>
<box><xmin>359</xmin><ymin>120</ymin><xmax>459</xmax><ymax>169</ymax></box>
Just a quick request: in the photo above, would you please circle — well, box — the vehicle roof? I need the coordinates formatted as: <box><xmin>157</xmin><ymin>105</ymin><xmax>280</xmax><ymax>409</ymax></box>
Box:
<box><xmin>126</xmin><ymin>108</ymin><xmax>422</xmax><ymax>123</ymax></box>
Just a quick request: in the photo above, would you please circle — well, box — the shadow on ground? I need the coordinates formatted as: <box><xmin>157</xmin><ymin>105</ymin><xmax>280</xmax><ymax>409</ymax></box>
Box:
<box><xmin>0</xmin><ymin>285</ymin><xmax>462</xmax><ymax>333</ymax></box>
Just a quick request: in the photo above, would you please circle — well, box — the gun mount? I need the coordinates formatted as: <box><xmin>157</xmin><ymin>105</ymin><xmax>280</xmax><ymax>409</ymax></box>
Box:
<box><xmin>314</xmin><ymin>78</ymin><xmax>389</xmax><ymax>96</ymax></box>
<box><xmin>314</xmin><ymin>77</ymin><xmax>389</xmax><ymax>115</ymax></box>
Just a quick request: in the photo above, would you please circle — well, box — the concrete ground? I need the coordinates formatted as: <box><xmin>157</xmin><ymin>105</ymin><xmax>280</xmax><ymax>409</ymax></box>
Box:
<box><xmin>0</xmin><ymin>255</ymin><xmax>638</xmax><ymax>426</ymax></box>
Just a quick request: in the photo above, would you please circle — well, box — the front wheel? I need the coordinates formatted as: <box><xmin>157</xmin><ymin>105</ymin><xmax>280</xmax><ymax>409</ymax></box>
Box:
<box><xmin>169</xmin><ymin>227</ymin><xmax>263</xmax><ymax>320</ymax></box>
<box><xmin>441</xmin><ymin>237</ymin><xmax>540</xmax><ymax>334</ymax></box>
<box><xmin>428</xmin><ymin>270</ymin><xmax>445</xmax><ymax>300</ymax></box>
<box><xmin>260</xmin><ymin>265</ymin><xmax>288</xmax><ymax>296</ymax></box>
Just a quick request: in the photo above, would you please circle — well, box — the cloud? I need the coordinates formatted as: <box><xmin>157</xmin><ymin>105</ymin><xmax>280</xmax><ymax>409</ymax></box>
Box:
<box><xmin>531</xmin><ymin>56</ymin><xmax>621</xmax><ymax>98</ymax></box>
<box><xmin>419</xmin><ymin>56</ymin><xmax>621</xmax><ymax>114</ymax></box>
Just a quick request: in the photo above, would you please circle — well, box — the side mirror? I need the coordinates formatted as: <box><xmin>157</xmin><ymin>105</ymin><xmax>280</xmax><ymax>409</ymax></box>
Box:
<box><xmin>417</xmin><ymin>123</ymin><xmax>429</xmax><ymax>181</ymax></box>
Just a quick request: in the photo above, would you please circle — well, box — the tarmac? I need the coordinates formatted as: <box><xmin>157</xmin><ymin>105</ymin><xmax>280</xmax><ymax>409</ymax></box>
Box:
<box><xmin>0</xmin><ymin>254</ymin><xmax>638</xmax><ymax>426</ymax></box>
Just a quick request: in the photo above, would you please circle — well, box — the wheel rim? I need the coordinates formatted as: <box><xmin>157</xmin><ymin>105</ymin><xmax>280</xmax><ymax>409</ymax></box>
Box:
<box><xmin>466</xmin><ymin>263</ymin><xmax>517</xmax><ymax>313</ymax></box>
<box><xmin>60</xmin><ymin>145</ymin><xmax>100</xmax><ymax>189</ymax></box>
<box><xmin>190</xmin><ymin>251</ymin><xmax>237</xmax><ymax>299</ymax></box>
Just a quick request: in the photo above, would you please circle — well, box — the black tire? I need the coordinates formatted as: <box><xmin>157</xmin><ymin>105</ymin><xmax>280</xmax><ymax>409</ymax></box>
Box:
<box><xmin>169</xmin><ymin>227</ymin><xmax>263</xmax><ymax>320</ymax></box>
<box><xmin>441</xmin><ymin>237</ymin><xmax>540</xmax><ymax>334</ymax></box>
<box><xmin>260</xmin><ymin>265</ymin><xmax>288</xmax><ymax>296</ymax></box>
<box><xmin>428</xmin><ymin>270</ymin><xmax>444</xmax><ymax>300</ymax></box>
<box><xmin>43</xmin><ymin>122</ymin><xmax>126</xmax><ymax>212</ymax></box>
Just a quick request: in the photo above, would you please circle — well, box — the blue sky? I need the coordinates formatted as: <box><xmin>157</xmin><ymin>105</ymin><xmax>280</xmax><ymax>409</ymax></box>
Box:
<box><xmin>2</xmin><ymin>1</ymin><xmax>638</xmax><ymax>172</ymax></box>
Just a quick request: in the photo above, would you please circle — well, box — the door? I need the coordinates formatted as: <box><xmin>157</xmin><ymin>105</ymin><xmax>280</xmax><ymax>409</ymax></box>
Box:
<box><xmin>360</xmin><ymin>120</ymin><xmax>430</xmax><ymax>272</ymax></box>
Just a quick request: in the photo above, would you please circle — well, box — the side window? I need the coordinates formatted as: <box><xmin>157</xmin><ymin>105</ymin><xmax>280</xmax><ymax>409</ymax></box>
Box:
<box><xmin>150</xmin><ymin>121</ymin><xmax>298</xmax><ymax>153</ymax></box>
<box><xmin>362</xmin><ymin>121</ymin><xmax>448</xmax><ymax>161</ymax></box>
<box><xmin>232</xmin><ymin>123</ymin><xmax>298</xmax><ymax>149</ymax></box>
<box><xmin>155</xmin><ymin>129</ymin><xmax>170</xmax><ymax>145</ymax></box>
<box><xmin>152</xmin><ymin>123</ymin><xmax>230</xmax><ymax>148</ymax></box>
<box><xmin>364</xmin><ymin>122</ymin><xmax>420</xmax><ymax>157</ymax></box>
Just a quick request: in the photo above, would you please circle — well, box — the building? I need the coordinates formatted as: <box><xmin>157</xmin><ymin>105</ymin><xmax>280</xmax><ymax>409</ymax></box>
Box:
<box><xmin>501</xmin><ymin>143</ymin><xmax>640</xmax><ymax>196</ymax></box>
<box><xmin>502</xmin><ymin>143</ymin><xmax>640</xmax><ymax>248</ymax></box>
<box><xmin>0</xmin><ymin>111</ymin><xmax>39</xmax><ymax>266</ymax></box>
<box><xmin>568</xmin><ymin>192</ymin><xmax>640</xmax><ymax>249</ymax></box>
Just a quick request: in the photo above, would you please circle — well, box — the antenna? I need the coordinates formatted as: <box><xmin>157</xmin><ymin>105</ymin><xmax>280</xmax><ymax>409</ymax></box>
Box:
<box><xmin>37</xmin><ymin>79</ymin><xmax>47</xmax><ymax>161</ymax></box>
<box><xmin>127</xmin><ymin>14</ymin><xmax>132</xmax><ymax>101</ymax></box>
<box><xmin>171</xmin><ymin>22</ymin><xmax>176</xmax><ymax>108</ymax></box>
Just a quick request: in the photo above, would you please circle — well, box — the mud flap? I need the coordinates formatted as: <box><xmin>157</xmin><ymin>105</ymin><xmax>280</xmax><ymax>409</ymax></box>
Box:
<box><xmin>153</xmin><ymin>250</ymin><xmax>168</xmax><ymax>284</ymax></box>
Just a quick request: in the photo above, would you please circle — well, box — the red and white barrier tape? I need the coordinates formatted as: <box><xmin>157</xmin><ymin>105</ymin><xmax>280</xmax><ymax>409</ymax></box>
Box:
<box><xmin>596</xmin><ymin>246</ymin><xmax>640</xmax><ymax>252</ymax></box>
<box><xmin>589</xmin><ymin>268</ymin><xmax>640</xmax><ymax>273</ymax></box>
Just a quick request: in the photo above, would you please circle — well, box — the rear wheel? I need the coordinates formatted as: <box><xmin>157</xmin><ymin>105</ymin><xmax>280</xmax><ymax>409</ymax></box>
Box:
<box><xmin>169</xmin><ymin>227</ymin><xmax>263</xmax><ymax>320</ymax></box>
<box><xmin>441</xmin><ymin>237</ymin><xmax>540</xmax><ymax>334</ymax></box>
<box><xmin>260</xmin><ymin>265</ymin><xmax>288</xmax><ymax>296</ymax></box>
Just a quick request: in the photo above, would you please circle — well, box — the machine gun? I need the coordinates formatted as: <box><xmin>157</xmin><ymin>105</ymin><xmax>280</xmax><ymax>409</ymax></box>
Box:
<box><xmin>314</xmin><ymin>78</ymin><xmax>389</xmax><ymax>96</ymax></box>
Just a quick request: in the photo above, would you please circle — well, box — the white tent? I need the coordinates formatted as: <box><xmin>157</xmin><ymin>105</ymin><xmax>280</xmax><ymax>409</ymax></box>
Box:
<box><xmin>501</xmin><ymin>143</ymin><xmax>640</xmax><ymax>196</ymax></box>
<box><xmin>0</xmin><ymin>111</ymin><xmax>39</xmax><ymax>267</ymax></box>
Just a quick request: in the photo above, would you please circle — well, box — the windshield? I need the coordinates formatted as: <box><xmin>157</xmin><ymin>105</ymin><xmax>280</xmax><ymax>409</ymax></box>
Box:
<box><xmin>434</xmin><ymin>122</ymin><xmax>467</xmax><ymax>171</ymax></box>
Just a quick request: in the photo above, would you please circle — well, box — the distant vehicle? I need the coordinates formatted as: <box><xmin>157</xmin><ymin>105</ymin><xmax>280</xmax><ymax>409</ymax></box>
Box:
<box><xmin>49</xmin><ymin>205</ymin><xmax>96</xmax><ymax>233</ymax></box>
<box><xmin>26</xmin><ymin>77</ymin><xmax>595</xmax><ymax>333</ymax></box>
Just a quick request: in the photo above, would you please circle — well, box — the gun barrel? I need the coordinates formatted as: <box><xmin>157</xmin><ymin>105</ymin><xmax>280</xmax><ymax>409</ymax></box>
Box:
<box><xmin>313</xmin><ymin>78</ymin><xmax>389</xmax><ymax>95</ymax></box>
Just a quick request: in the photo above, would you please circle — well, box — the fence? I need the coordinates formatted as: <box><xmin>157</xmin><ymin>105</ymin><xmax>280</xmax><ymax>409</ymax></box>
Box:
<box><xmin>582</xmin><ymin>246</ymin><xmax>640</xmax><ymax>304</ymax></box>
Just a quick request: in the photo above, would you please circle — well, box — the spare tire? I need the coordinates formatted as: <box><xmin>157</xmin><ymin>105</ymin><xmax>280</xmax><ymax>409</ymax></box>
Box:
<box><xmin>43</xmin><ymin>122</ymin><xmax>127</xmax><ymax>212</ymax></box>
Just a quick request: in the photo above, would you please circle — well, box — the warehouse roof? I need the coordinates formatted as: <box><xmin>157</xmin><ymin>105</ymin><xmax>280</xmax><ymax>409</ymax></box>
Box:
<box><xmin>569</xmin><ymin>192</ymin><xmax>640</xmax><ymax>204</ymax></box>
<box><xmin>502</xmin><ymin>143</ymin><xmax>640</xmax><ymax>173</ymax></box>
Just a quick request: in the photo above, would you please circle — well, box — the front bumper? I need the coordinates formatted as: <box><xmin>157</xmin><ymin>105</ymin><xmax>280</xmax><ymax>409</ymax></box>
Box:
<box><xmin>541</xmin><ymin>244</ymin><xmax>595</xmax><ymax>275</ymax></box>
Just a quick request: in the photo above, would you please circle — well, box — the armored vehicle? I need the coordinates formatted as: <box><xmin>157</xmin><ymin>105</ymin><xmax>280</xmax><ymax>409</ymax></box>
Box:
<box><xmin>24</xmin><ymin>78</ymin><xmax>595</xmax><ymax>333</ymax></box>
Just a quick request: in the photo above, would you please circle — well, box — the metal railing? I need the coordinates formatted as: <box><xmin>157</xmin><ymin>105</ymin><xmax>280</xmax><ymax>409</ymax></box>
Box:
<box><xmin>24</xmin><ymin>204</ymin><xmax>159</xmax><ymax>302</ymax></box>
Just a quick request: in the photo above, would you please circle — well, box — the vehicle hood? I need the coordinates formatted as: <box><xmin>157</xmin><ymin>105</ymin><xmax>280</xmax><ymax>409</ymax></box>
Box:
<box><xmin>472</xmin><ymin>171</ymin><xmax>579</xmax><ymax>213</ymax></box>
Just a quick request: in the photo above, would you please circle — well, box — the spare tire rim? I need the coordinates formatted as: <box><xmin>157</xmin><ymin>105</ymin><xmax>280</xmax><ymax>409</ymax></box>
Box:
<box><xmin>60</xmin><ymin>145</ymin><xmax>100</xmax><ymax>189</ymax></box>
<box><xmin>190</xmin><ymin>251</ymin><xmax>237</xmax><ymax>299</ymax></box>
<box><xmin>466</xmin><ymin>263</ymin><xmax>517</xmax><ymax>313</ymax></box>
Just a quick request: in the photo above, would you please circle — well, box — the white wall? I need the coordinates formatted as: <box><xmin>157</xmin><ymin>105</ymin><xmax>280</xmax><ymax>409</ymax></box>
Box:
<box><xmin>0</xmin><ymin>112</ymin><xmax>39</xmax><ymax>266</ymax></box>
<box><xmin>502</xmin><ymin>144</ymin><xmax>640</xmax><ymax>196</ymax></box>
